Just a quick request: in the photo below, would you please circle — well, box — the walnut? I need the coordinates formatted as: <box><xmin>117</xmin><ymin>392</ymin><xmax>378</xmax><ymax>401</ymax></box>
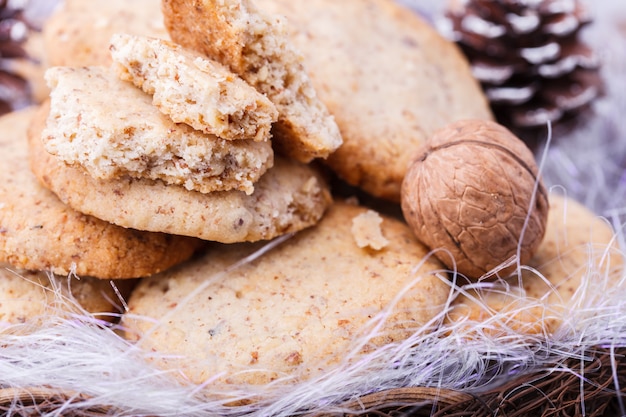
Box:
<box><xmin>400</xmin><ymin>119</ymin><xmax>549</xmax><ymax>279</ymax></box>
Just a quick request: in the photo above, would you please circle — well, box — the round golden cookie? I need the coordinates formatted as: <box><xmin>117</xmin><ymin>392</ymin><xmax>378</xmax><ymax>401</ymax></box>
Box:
<box><xmin>122</xmin><ymin>202</ymin><xmax>451</xmax><ymax>386</ymax></box>
<box><xmin>448</xmin><ymin>194</ymin><xmax>624</xmax><ymax>336</ymax></box>
<box><xmin>28</xmin><ymin>105</ymin><xmax>332</xmax><ymax>243</ymax></box>
<box><xmin>254</xmin><ymin>0</ymin><xmax>493</xmax><ymax>201</ymax></box>
<box><xmin>42</xmin><ymin>0</ymin><xmax>167</xmax><ymax>67</ymax></box>
<box><xmin>0</xmin><ymin>264</ymin><xmax>136</xmax><ymax>325</ymax></box>
<box><xmin>0</xmin><ymin>107</ymin><xmax>200</xmax><ymax>279</ymax></box>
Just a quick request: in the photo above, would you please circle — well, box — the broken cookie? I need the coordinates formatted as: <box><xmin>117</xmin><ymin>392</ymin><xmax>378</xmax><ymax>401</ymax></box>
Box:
<box><xmin>42</xmin><ymin>66</ymin><xmax>274</xmax><ymax>195</ymax></box>
<box><xmin>162</xmin><ymin>0</ymin><xmax>343</xmax><ymax>162</ymax></box>
<box><xmin>110</xmin><ymin>33</ymin><xmax>278</xmax><ymax>142</ymax></box>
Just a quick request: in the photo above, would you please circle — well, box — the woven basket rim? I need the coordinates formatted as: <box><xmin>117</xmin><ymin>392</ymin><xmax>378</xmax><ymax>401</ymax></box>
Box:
<box><xmin>3</xmin><ymin>345</ymin><xmax>623</xmax><ymax>416</ymax></box>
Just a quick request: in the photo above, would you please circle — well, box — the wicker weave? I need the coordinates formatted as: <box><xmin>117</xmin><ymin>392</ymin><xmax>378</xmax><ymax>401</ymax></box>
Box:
<box><xmin>0</xmin><ymin>387</ymin><xmax>114</xmax><ymax>416</ymax></box>
<box><xmin>324</xmin><ymin>347</ymin><xmax>626</xmax><ymax>417</ymax></box>
<box><xmin>1</xmin><ymin>346</ymin><xmax>623</xmax><ymax>416</ymax></box>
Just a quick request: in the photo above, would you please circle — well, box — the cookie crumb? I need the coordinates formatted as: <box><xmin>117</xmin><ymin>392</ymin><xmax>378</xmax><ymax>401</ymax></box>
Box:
<box><xmin>351</xmin><ymin>210</ymin><xmax>389</xmax><ymax>250</ymax></box>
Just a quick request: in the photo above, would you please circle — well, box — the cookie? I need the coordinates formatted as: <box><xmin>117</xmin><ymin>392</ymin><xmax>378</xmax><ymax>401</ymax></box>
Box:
<box><xmin>42</xmin><ymin>0</ymin><xmax>166</xmax><ymax>67</ymax></box>
<box><xmin>253</xmin><ymin>0</ymin><xmax>493</xmax><ymax>201</ymax></box>
<box><xmin>162</xmin><ymin>0</ymin><xmax>343</xmax><ymax>163</ymax></box>
<box><xmin>0</xmin><ymin>107</ymin><xmax>200</xmax><ymax>279</ymax></box>
<box><xmin>448</xmin><ymin>195</ymin><xmax>624</xmax><ymax>335</ymax></box>
<box><xmin>29</xmin><ymin>105</ymin><xmax>332</xmax><ymax>243</ymax></box>
<box><xmin>0</xmin><ymin>264</ymin><xmax>136</xmax><ymax>325</ymax></box>
<box><xmin>110</xmin><ymin>33</ymin><xmax>278</xmax><ymax>142</ymax></box>
<box><xmin>43</xmin><ymin>66</ymin><xmax>274</xmax><ymax>195</ymax></box>
<box><xmin>122</xmin><ymin>202</ymin><xmax>450</xmax><ymax>386</ymax></box>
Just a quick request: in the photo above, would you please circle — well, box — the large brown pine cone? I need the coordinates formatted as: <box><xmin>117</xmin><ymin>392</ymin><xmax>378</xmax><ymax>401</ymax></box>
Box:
<box><xmin>445</xmin><ymin>0</ymin><xmax>602</xmax><ymax>140</ymax></box>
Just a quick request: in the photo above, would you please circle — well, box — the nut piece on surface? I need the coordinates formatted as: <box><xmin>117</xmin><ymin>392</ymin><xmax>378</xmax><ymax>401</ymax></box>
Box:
<box><xmin>400</xmin><ymin>119</ymin><xmax>549</xmax><ymax>279</ymax></box>
<box><xmin>351</xmin><ymin>209</ymin><xmax>389</xmax><ymax>251</ymax></box>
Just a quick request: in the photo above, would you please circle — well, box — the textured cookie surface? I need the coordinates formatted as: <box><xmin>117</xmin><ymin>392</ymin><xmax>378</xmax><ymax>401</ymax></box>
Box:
<box><xmin>123</xmin><ymin>202</ymin><xmax>450</xmax><ymax>386</ymax></box>
<box><xmin>448</xmin><ymin>195</ymin><xmax>624</xmax><ymax>335</ymax></box>
<box><xmin>0</xmin><ymin>264</ymin><xmax>136</xmax><ymax>325</ymax></box>
<box><xmin>30</xmin><ymin>107</ymin><xmax>331</xmax><ymax>242</ymax></box>
<box><xmin>110</xmin><ymin>33</ymin><xmax>278</xmax><ymax>142</ymax></box>
<box><xmin>254</xmin><ymin>0</ymin><xmax>493</xmax><ymax>201</ymax></box>
<box><xmin>43</xmin><ymin>67</ymin><xmax>274</xmax><ymax>195</ymax></box>
<box><xmin>43</xmin><ymin>0</ymin><xmax>166</xmax><ymax>67</ymax></box>
<box><xmin>162</xmin><ymin>0</ymin><xmax>343</xmax><ymax>163</ymax></box>
<box><xmin>0</xmin><ymin>107</ymin><xmax>200</xmax><ymax>279</ymax></box>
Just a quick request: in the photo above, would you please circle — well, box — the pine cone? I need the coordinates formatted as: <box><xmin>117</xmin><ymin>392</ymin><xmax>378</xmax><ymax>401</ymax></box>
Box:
<box><xmin>0</xmin><ymin>0</ymin><xmax>31</xmax><ymax>115</ymax></box>
<box><xmin>445</xmin><ymin>0</ymin><xmax>602</xmax><ymax>139</ymax></box>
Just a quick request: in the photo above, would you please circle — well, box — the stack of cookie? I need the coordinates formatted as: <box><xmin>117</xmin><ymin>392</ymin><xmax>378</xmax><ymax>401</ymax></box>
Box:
<box><xmin>2</xmin><ymin>0</ymin><xmax>340</xmax><ymax>326</ymax></box>
<box><xmin>31</xmin><ymin>32</ymin><xmax>335</xmax><ymax>243</ymax></box>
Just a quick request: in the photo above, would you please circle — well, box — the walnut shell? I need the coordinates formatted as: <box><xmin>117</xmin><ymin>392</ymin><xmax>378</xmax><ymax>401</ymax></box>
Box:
<box><xmin>400</xmin><ymin>119</ymin><xmax>549</xmax><ymax>279</ymax></box>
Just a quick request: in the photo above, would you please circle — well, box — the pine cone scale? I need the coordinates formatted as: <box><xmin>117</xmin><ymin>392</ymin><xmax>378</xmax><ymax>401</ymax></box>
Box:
<box><xmin>538</xmin><ymin>0</ymin><xmax>575</xmax><ymax>14</ymax></box>
<box><xmin>520</xmin><ymin>41</ymin><xmax>561</xmax><ymax>64</ymax></box>
<box><xmin>541</xmin><ymin>70</ymin><xmax>602</xmax><ymax>110</ymax></box>
<box><xmin>488</xmin><ymin>86</ymin><xmax>537</xmax><ymax>105</ymax></box>
<box><xmin>0</xmin><ymin>18</ymin><xmax>27</xmax><ymax>43</ymax></box>
<box><xmin>461</xmin><ymin>14</ymin><xmax>507</xmax><ymax>39</ymax></box>
<box><xmin>542</xmin><ymin>4</ymin><xmax>590</xmax><ymax>36</ymax></box>
<box><xmin>507</xmin><ymin>13</ymin><xmax>541</xmax><ymax>35</ymax></box>
<box><xmin>537</xmin><ymin>43</ymin><xmax>598</xmax><ymax>78</ymax></box>
<box><xmin>472</xmin><ymin>59</ymin><xmax>520</xmax><ymax>84</ymax></box>
<box><xmin>0</xmin><ymin>70</ymin><xmax>29</xmax><ymax>103</ymax></box>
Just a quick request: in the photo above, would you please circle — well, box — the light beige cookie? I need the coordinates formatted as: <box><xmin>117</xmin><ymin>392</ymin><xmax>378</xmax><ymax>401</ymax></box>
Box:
<box><xmin>448</xmin><ymin>195</ymin><xmax>624</xmax><ymax>336</ymax></box>
<box><xmin>252</xmin><ymin>0</ymin><xmax>493</xmax><ymax>201</ymax></box>
<box><xmin>43</xmin><ymin>66</ymin><xmax>274</xmax><ymax>195</ymax></box>
<box><xmin>43</xmin><ymin>0</ymin><xmax>167</xmax><ymax>67</ymax></box>
<box><xmin>29</xmin><ymin>105</ymin><xmax>332</xmax><ymax>243</ymax></box>
<box><xmin>0</xmin><ymin>264</ymin><xmax>136</xmax><ymax>325</ymax></box>
<box><xmin>162</xmin><ymin>0</ymin><xmax>343</xmax><ymax>163</ymax></box>
<box><xmin>0</xmin><ymin>107</ymin><xmax>201</xmax><ymax>279</ymax></box>
<box><xmin>110</xmin><ymin>33</ymin><xmax>278</xmax><ymax>142</ymax></box>
<box><xmin>122</xmin><ymin>202</ymin><xmax>451</xmax><ymax>386</ymax></box>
